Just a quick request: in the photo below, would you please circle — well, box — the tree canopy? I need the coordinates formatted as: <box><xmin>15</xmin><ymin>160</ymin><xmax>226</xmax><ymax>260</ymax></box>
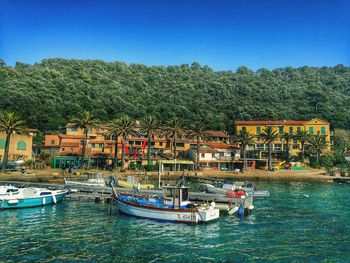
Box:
<box><xmin>1</xmin><ymin>59</ymin><xmax>349</xmax><ymax>131</ymax></box>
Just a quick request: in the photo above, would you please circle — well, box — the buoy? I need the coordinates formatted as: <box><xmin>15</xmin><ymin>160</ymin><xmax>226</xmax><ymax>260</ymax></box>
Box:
<box><xmin>238</xmin><ymin>204</ymin><xmax>244</xmax><ymax>216</ymax></box>
<box><xmin>210</xmin><ymin>201</ymin><xmax>216</xmax><ymax>208</ymax></box>
<box><xmin>248</xmin><ymin>205</ymin><xmax>254</xmax><ymax>210</ymax></box>
<box><xmin>303</xmin><ymin>194</ymin><xmax>309</xmax><ymax>198</ymax></box>
<box><xmin>43</xmin><ymin>197</ymin><xmax>46</xmax><ymax>205</ymax></box>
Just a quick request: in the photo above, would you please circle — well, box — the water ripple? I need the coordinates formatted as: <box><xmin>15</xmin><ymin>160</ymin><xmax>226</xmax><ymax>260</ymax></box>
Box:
<box><xmin>1</xmin><ymin>182</ymin><xmax>350</xmax><ymax>262</ymax></box>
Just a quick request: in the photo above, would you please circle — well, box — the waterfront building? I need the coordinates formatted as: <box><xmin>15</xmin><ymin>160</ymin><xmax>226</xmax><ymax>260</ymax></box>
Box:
<box><xmin>0</xmin><ymin>131</ymin><xmax>34</xmax><ymax>161</ymax></box>
<box><xmin>44</xmin><ymin>125</ymin><xmax>232</xmax><ymax>169</ymax></box>
<box><xmin>187</xmin><ymin>142</ymin><xmax>241</xmax><ymax>170</ymax></box>
<box><xmin>234</xmin><ymin>118</ymin><xmax>331</xmax><ymax>161</ymax></box>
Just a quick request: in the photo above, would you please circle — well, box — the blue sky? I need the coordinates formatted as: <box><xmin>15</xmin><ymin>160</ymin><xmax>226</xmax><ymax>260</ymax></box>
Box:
<box><xmin>0</xmin><ymin>0</ymin><xmax>349</xmax><ymax>70</ymax></box>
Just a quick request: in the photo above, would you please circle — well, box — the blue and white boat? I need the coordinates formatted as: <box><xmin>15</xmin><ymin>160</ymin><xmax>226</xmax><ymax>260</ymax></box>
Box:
<box><xmin>0</xmin><ymin>185</ymin><xmax>68</xmax><ymax>209</ymax></box>
<box><xmin>111</xmin><ymin>185</ymin><xmax>220</xmax><ymax>223</ymax></box>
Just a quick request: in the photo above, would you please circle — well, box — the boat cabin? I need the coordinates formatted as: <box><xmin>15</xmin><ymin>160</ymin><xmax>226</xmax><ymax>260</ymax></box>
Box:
<box><xmin>0</xmin><ymin>186</ymin><xmax>19</xmax><ymax>196</ymax></box>
<box><xmin>162</xmin><ymin>186</ymin><xmax>190</xmax><ymax>208</ymax></box>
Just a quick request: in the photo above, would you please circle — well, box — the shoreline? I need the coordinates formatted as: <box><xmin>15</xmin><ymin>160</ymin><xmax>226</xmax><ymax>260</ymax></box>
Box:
<box><xmin>0</xmin><ymin>168</ymin><xmax>343</xmax><ymax>184</ymax></box>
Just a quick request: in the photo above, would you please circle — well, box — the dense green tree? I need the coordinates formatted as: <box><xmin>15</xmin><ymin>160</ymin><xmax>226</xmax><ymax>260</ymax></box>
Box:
<box><xmin>0</xmin><ymin>111</ymin><xmax>28</xmax><ymax>172</ymax></box>
<box><xmin>68</xmin><ymin>111</ymin><xmax>100</xmax><ymax>168</ymax></box>
<box><xmin>260</xmin><ymin>127</ymin><xmax>279</xmax><ymax>171</ymax></box>
<box><xmin>282</xmin><ymin>132</ymin><xmax>293</xmax><ymax>163</ymax></box>
<box><xmin>307</xmin><ymin>134</ymin><xmax>328</xmax><ymax>164</ymax></box>
<box><xmin>111</xmin><ymin>115</ymin><xmax>136</xmax><ymax>172</ymax></box>
<box><xmin>0</xmin><ymin>59</ymin><xmax>349</xmax><ymax>132</ymax></box>
<box><xmin>233</xmin><ymin>129</ymin><xmax>255</xmax><ymax>169</ymax></box>
<box><xmin>108</xmin><ymin>118</ymin><xmax>123</xmax><ymax>168</ymax></box>
<box><xmin>140</xmin><ymin>116</ymin><xmax>160</xmax><ymax>170</ymax></box>
<box><xmin>187</xmin><ymin>122</ymin><xmax>209</xmax><ymax>170</ymax></box>
<box><xmin>294</xmin><ymin>130</ymin><xmax>310</xmax><ymax>163</ymax></box>
<box><xmin>163</xmin><ymin>117</ymin><xmax>185</xmax><ymax>159</ymax></box>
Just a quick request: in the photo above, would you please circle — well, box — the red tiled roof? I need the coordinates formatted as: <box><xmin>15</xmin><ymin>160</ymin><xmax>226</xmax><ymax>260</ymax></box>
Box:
<box><xmin>234</xmin><ymin>120</ymin><xmax>307</xmax><ymax>126</ymax></box>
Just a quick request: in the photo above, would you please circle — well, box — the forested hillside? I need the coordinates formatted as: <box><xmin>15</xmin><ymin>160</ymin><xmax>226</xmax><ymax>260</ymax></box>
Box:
<box><xmin>0</xmin><ymin>59</ymin><xmax>349</xmax><ymax>131</ymax></box>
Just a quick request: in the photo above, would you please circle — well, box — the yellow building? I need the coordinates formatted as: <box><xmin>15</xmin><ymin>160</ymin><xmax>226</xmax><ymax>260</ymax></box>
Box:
<box><xmin>0</xmin><ymin>131</ymin><xmax>33</xmax><ymax>161</ymax></box>
<box><xmin>234</xmin><ymin>118</ymin><xmax>331</xmax><ymax>160</ymax></box>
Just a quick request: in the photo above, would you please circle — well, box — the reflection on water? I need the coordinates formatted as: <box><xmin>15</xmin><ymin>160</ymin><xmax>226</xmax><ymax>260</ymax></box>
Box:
<box><xmin>1</xmin><ymin>181</ymin><xmax>350</xmax><ymax>262</ymax></box>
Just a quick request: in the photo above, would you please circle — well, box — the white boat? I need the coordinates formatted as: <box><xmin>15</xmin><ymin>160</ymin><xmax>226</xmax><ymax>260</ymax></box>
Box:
<box><xmin>111</xmin><ymin>185</ymin><xmax>220</xmax><ymax>223</ymax></box>
<box><xmin>200</xmin><ymin>181</ymin><xmax>270</xmax><ymax>198</ymax></box>
<box><xmin>64</xmin><ymin>173</ymin><xmax>106</xmax><ymax>187</ymax></box>
<box><xmin>0</xmin><ymin>185</ymin><xmax>68</xmax><ymax>209</ymax></box>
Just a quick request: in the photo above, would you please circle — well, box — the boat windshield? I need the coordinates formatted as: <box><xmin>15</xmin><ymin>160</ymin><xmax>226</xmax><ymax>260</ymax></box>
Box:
<box><xmin>6</xmin><ymin>188</ymin><xmax>19</xmax><ymax>193</ymax></box>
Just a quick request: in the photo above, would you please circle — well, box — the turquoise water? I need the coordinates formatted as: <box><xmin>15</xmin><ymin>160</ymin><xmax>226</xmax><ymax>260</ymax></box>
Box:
<box><xmin>1</xmin><ymin>181</ymin><xmax>350</xmax><ymax>262</ymax></box>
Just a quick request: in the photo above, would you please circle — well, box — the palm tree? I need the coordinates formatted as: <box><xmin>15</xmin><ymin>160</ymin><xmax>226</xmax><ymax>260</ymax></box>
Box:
<box><xmin>163</xmin><ymin>117</ymin><xmax>185</xmax><ymax>159</ymax></box>
<box><xmin>233</xmin><ymin>129</ymin><xmax>255</xmax><ymax>169</ymax></box>
<box><xmin>260</xmin><ymin>127</ymin><xmax>279</xmax><ymax>171</ymax></box>
<box><xmin>0</xmin><ymin>111</ymin><xmax>28</xmax><ymax>173</ymax></box>
<box><xmin>282</xmin><ymin>132</ymin><xmax>293</xmax><ymax>163</ymax></box>
<box><xmin>111</xmin><ymin>115</ymin><xmax>136</xmax><ymax>172</ymax></box>
<box><xmin>108</xmin><ymin>118</ymin><xmax>123</xmax><ymax>169</ymax></box>
<box><xmin>307</xmin><ymin>134</ymin><xmax>328</xmax><ymax>164</ymax></box>
<box><xmin>295</xmin><ymin>130</ymin><xmax>310</xmax><ymax>163</ymax></box>
<box><xmin>187</xmin><ymin>122</ymin><xmax>208</xmax><ymax>170</ymax></box>
<box><xmin>140</xmin><ymin>116</ymin><xmax>159</xmax><ymax>170</ymax></box>
<box><xmin>68</xmin><ymin>111</ymin><xmax>100</xmax><ymax>168</ymax></box>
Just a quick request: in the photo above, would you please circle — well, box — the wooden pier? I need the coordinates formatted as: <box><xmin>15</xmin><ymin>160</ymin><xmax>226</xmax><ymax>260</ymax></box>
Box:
<box><xmin>0</xmin><ymin>180</ymin><xmax>250</xmax><ymax>206</ymax></box>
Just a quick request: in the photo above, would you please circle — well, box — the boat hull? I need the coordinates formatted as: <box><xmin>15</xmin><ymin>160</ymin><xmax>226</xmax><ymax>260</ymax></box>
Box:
<box><xmin>0</xmin><ymin>192</ymin><xmax>67</xmax><ymax>209</ymax></box>
<box><xmin>113</xmin><ymin>196</ymin><xmax>219</xmax><ymax>223</ymax></box>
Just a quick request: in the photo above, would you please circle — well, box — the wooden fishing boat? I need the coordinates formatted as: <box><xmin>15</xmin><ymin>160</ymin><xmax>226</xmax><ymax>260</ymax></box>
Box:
<box><xmin>110</xmin><ymin>185</ymin><xmax>220</xmax><ymax>223</ymax></box>
<box><xmin>0</xmin><ymin>185</ymin><xmax>68</xmax><ymax>209</ymax></box>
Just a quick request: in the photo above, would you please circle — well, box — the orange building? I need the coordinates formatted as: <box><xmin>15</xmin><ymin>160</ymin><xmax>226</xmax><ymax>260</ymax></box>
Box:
<box><xmin>45</xmin><ymin>125</ymin><xmax>233</xmax><ymax>169</ymax></box>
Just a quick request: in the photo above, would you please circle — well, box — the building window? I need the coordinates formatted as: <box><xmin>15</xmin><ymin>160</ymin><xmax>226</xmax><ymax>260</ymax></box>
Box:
<box><xmin>297</xmin><ymin>127</ymin><xmax>301</xmax><ymax>132</ymax></box>
<box><xmin>201</xmin><ymin>153</ymin><xmax>205</xmax><ymax>158</ymax></box>
<box><xmin>274</xmin><ymin>144</ymin><xmax>282</xmax><ymax>151</ymax></box>
<box><xmin>321</xmin><ymin>127</ymin><xmax>326</xmax><ymax>135</ymax></box>
<box><xmin>257</xmin><ymin>144</ymin><xmax>264</xmax><ymax>150</ymax></box>
<box><xmin>256</xmin><ymin>127</ymin><xmax>261</xmax><ymax>135</ymax></box>
<box><xmin>68</xmin><ymin>127</ymin><xmax>78</xmax><ymax>132</ymax></box>
<box><xmin>279</xmin><ymin>127</ymin><xmax>284</xmax><ymax>135</ymax></box>
<box><xmin>0</xmin><ymin>139</ymin><xmax>5</xmax><ymax>149</ymax></box>
<box><xmin>309</xmin><ymin>127</ymin><xmax>314</xmax><ymax>135</ymax></box>
<box><xmin>159</xmin><ymin>142</ymin><xmax>163</xmax><ymax>146</ymax></box>
<box><xmin>212</xmin><ymin>153</ymin><xmax>215</xmax><ymax>158</ymax></box>
<box><xmin>177</xmin><ymin>143</ymin><xmax>184</xmax><ymax>147</ymax></box>
<box><xmin>289</xmin><ymin>127</ymin><xmax>293</xmax><ymax>135</ymax></box>
<box><xmin>51</xmin><ymin>140</ymin><xmax>55</xmax><ymax>145</ymax></box>
<box><xmin>17</xmin><ymin>141</ymin><xmax>26</xmax><ymax>150</ymax></box>
<box><xmin>292</xmin><ymin>145</ymin><xmax>300</xmax><ymax>149</ymax></box>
